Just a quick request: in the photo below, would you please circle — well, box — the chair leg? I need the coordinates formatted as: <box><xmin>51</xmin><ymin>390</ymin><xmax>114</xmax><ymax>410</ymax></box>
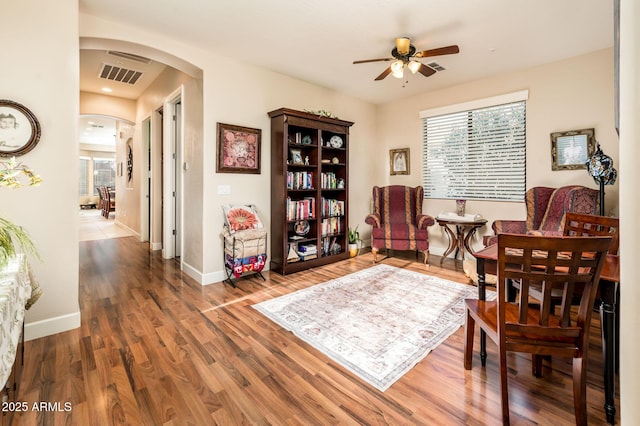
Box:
<box><xmin>463</xmin><ymin>308</ymin><xmax>475</xmax><ymax>370</ymax></box>
<box><xmin>371</xmin><ymin>247</ymin><xmax>378</xmax><ymax>263</ymax></box>
<box><xmin>572</xmin><ymin>357</ymin><xmax>588</xmax><ymax>426</ymax></box>
<box><xmin>532</xmin><ymin>354</ymin><xmax>543</xmax><ymax>377</ymax></box>
<box><xmin>498</xmin><ymin>346</ymin><xmax>510</xmax><ymax>424</ymax></box>
<box><xmin>422</xmin><ymin>249</ymin><xmax>430</xmax><ymax>266</ymax></box>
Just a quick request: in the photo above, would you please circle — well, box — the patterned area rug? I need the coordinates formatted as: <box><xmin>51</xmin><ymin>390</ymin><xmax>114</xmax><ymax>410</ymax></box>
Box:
<box><xmin>253</xmin><ymin>264</ymin><xmax>493</xmax><ymax>391</ymax></box>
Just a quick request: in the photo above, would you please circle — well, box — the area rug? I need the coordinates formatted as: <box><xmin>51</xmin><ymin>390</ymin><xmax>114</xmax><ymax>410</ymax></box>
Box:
<box><xmin>252</xmin><ymin>264</ymin><xmax>494</xmax><ymax>391</ymax></box>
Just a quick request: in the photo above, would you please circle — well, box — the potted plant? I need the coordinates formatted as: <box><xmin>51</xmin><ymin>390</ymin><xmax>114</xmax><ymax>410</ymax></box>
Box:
<box><xmin>348</xmin><ymin>225</ymin><xmax>361</xmax><ymax>258</ymax></box>
<box><xmin>0</xmin><ymin>157</ymin><xmax>42</xmax><ymax>268</ymax></box>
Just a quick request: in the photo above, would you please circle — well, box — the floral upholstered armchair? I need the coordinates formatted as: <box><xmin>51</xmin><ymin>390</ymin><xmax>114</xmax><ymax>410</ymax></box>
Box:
<box><xmin>365</xmin><ymin>185</ymin><xmax>435</xmax><ymax>264</ymax></box>
<box><xmin>483</xmin><ymin>185</ymin><xmax>600</xmax><ymax>246</ymax></box>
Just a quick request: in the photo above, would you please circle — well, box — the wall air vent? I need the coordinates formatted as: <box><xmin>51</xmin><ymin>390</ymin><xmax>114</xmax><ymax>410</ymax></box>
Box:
<box><xmin>427</xmin><ymin>62</ymin><xmax>446</xmax><ymax>72</ymax></box>
<box><xmin>106</xmin><ymin>50</ymin><xmax>152</xmax><ymax>64</ymax></box>
<box><xmin>99</xmin><ymin>64</ymin><xmax>143</xmax><ymax>85</ymax></box>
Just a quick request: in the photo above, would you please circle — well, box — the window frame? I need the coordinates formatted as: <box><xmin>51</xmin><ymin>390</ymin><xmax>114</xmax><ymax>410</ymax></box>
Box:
<box><xmin>420</xmin><ymin>90</ymin><xmax>528</xmax><ymax>202</ymax></box>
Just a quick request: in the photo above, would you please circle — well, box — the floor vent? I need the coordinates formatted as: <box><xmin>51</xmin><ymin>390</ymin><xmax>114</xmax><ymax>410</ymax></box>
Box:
<box><xmin>99</xmin><ymin>64</ymin><xmax>143</xmax><ymax>85</ymax></box>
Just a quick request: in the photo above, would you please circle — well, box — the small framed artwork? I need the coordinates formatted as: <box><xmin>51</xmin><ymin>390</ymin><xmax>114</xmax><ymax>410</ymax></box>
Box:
<box><xmin>216</xmin><ymin>122</ymin><xmax>261</xmax><ymax>174</ymax></box>
<box><xmin>290</xmin><ymin>148</ymin><xmax>303</xmax><ymax>165</ymax></box>
<box><xmin>0</xmin><ymin>99</ymin><xmax>41</xmax><ymax>157</ymax></box>
<box><xmin>389</xmin><ymin>148</ymin><xmax>410</xmax><ymax>175</ymax></box>
<box><xmin>550</xmin><ymin>128</ymin><xmax>596</xmax><ymax>170</ymax></box>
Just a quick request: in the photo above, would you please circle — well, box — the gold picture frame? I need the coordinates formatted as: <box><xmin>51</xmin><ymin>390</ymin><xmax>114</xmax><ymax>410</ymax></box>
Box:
<box><xmin>550</xmin><ymin>128</ymin><xmax>595</xmax><ymax>170</ymax></box>
<box><xmin>289</xmin><ymin>148</ymin><xmax>303</xmax><ymax>165</ymax></box>
<box><xmin>390</xmin><ymin>148</ymin><xmax>410</xmax><ymax>175</ymax></box>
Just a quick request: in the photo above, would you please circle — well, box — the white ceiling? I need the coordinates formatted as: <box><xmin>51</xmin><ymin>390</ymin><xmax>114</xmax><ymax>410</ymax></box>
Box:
<box><xmin>78</xmin><ymin>0</ymin><xmax>614</xmax><ymax>144</ymax></box>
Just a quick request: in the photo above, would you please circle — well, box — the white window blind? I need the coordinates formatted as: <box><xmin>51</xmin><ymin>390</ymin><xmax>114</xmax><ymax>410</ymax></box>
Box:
<box><xmin>93</xmin><ymin>158</ymin><xmax>116</xmax><ymax>194</ymax></box>
<box><xmin>422</xmin><ymin>96</ymin><xmax>526</xmax><ymax>201</ymax></box>
<box><xmin>79</xmin><ymin>157</ymin><xmax>90</xmax><ymax>196</ymax></box>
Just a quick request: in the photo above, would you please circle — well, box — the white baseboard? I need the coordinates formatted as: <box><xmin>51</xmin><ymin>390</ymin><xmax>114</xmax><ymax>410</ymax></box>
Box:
<box><xmin>181</xmin><ymin>260</ymin><xmax>225</xmax><ymax>285</ymax></box>
<box><xmin>114</xmin><ymin>220</ymin><xmax>139</xmax><ymax>238</ymax></box>
<box><xmin>150</xmin><ymin>242</ymin><xmax>162</xmax><ymax>251</ymax></box>
<box><xmin>181</xmin><ymin>261</ymin><xmax>272</xmax><ymax>286</ymax></box>
<box><xmin>24</xmin><ymin>311</ymin><xmax>81</xmax><ymax>341</ymax></box>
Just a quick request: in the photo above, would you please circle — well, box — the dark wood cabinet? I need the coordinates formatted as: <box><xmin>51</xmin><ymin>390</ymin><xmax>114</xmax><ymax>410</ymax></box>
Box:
<box><xmin>268</xmin><ymin>108</ymin><xmax>354</xmax><ymax>275</ymax></box>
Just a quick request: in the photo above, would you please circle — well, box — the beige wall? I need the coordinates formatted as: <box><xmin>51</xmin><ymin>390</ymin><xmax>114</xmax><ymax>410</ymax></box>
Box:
<box><xmin>79</xmin><ymin>13</ymin><xmax>379</xmax><ymax>284</ymax></box>
<box><xmin>80</xmin><ymin>92</ymin><xmax>136</xmax><ymax>122</ymax></box>
<box><xmin>5</xmin><ymin>0</ymin><xmax>640</xmax><ymax>422</ymax></box>
<box><xmin>376</xmin><ymin>48</ymin><xmax>619</xmax><ymax>256</ymax></box>
<box><xmin>619</xmin><ymin>0</ymin><xmax>639</xmax><ymax>423</ymax></box>
<box><xmin>3</xmin><ymin>0</ymin><xmax>80</xmax><ymax>338</ymax></box>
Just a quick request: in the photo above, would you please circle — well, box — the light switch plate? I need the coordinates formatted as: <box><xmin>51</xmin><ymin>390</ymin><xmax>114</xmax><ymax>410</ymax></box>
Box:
<box><xmin>217</xmin><ymin>185</ymin><xmax>231</xmax><ymax>195</ymax></box>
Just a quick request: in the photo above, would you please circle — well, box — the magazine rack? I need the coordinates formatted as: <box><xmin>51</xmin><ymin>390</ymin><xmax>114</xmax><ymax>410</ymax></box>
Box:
<box><xmin>222</xmin><ymin>205</ymin><xmax>267</xmax><ymax>287</ymax></box>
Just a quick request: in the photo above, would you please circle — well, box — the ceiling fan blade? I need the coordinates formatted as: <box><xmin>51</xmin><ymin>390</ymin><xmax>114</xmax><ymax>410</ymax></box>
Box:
<box><xmin>374</xmin><ymin>67</ymin><xmax>392</xmax><ymax>81</ymax></box>
<box><xmin>353</xmin><ymin>57</ymin><xmax>394</xmax><ymax>64</ymax></box>
<box><xmin>417</xmin><ymin>63</ymin><xmax>436</xmax><ymax>77</ymax></box>
<box><xmin>415</xmin><ymin>45</ymin><xmax>460</xmax><ymax>58</ymax></box>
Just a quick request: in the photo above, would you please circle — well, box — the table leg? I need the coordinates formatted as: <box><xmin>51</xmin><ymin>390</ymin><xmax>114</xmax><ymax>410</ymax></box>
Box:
<box><xmin>455</xmin><ymin>225</ymin><xmax>465</xmax><ymax>260</ymax></box>
<box><xmin>463</xmin><ymin>225</ymin><xmax>479</xmax><ymax>257</ymax></box>
<box><xmin>600</xmin><ymin>280</ymin><xmax>618</xmax><ymax>424</ymax></box>
<box><xmin>477</xmin><ymin>257</ymin><xmax>487</xmax><ymax>366</ymax></box>
<box><xmin>440</xmin><ymin>224</ymin><xmax>458</xmax><ymax>266</ymax></box>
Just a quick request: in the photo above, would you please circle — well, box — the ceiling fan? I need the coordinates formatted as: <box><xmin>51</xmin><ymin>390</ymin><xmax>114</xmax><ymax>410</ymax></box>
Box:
<box><xmin>353</xmin><ymin>37</ymin><xmax>459</xmax><ymax>81</ymax></box>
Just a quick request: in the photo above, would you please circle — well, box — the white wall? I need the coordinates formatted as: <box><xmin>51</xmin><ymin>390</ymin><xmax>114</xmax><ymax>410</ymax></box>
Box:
<box><xmin>6</xmin><ymin>2</ymin><xmax>640</xmax><ymax>423</ymax></box>
<box><xmin>2</xmin><ymin>0</ymin><xmax>80</xmax><ymax>339</ymax></box>
<box><xmin>376</xmin><ymin>48</ymin><xmax>619</xmax><ymax>256</ymax></box>
<box><xmin>79</xmin><ymin>13</ymin><xmax>379</xmax><ymax>285</ymax></box>
<box><xmin>619</xmin><ymin>1</ymin><xmax>639</xmax><ymax>423</ymax></box>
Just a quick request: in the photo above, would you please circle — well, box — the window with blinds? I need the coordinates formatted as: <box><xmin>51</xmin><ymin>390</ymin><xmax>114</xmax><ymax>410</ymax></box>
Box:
<box><xmin>93</xmin><ymin>158</ymin><xmax>116</xmax><ymax>194</ymax></box>
<box><xmin>421</xmin><ymin>94</ymin><xmax>527</xmax><ymax>201</ymax></box>
<box><xmin>79</xmin><ymin>157</ymin><xmax>90</xmax><ymax>196</ymax></box>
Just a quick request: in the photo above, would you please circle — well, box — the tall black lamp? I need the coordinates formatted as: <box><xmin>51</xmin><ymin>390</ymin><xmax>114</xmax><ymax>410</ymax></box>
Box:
<box><xmin>585</xmin><ymin>143</ymin><xmax>617</xmax><ymax>216</ymax></box>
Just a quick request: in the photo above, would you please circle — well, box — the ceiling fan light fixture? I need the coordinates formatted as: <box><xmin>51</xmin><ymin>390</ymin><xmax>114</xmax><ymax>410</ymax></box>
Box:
<box><xmin>395</xmin><ymin>37</ymin><xmax>411</xmax><ymax>55</ymax></box>
<box><xmin>407</xmin><ymin>60</ymin><xmax>421</xmax><ymax>74</ymax></box>
<box><xmin>390</xmin><ymin>60</ymin><xmax>405</xmax><ymax>78</ymax></box>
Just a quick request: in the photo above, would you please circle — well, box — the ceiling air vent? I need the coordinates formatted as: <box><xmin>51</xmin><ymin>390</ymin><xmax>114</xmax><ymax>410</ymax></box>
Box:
<box><xmin>427</xmin><ymin>62</ymin><xmax>446</xmax><ymax>72</ymax></box>
<box><xmin>99</xmin><ymin>64</ymin><xmax>143</xmax><ymax>85</ymax></box>
<box><xmin>106</xmin><ymin>50</ymin><xmax>152</xmax><ymax>64</ymax></box>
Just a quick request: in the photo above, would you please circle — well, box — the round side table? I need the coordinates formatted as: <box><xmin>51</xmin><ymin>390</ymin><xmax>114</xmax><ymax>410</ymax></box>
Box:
<box><xmin>436</xmin><ymin>217</ymin><xmax>487</xmax><ymax>265</ymax></box>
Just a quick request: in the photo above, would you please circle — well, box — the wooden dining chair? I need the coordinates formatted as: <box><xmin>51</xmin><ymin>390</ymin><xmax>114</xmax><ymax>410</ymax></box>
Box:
<box><xmin>508</xmin><ymin>212</ymin><xmax>619</xmax><ymax>300</ymax></box>
<box><xmin>563</xmin><ymin>212</ymin><xmax>619</xmax><ymax>254</ymax></box>
<box><xmin>464</xmin><ymin>233</ymin><xmax>611</xmax><ymax>425</ymax></box>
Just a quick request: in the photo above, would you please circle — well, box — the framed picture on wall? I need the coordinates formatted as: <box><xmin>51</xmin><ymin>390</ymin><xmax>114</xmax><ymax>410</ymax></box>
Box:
<box><xmin>550</xmin><ymin>128</ymin><xmax>596</xmax><ymax>170</ymax></box>
<box><xmin>0</xmin><ymin>99</ymin><xmax>41</xmax><ymax>157</ymax></box>
<box><xmin>216</xmin><ymin>122</ymin><xmax>262</xmax><ymax>174</ymax></box>
<box><xmin>389</xmin><ymin>148</ymin><xmax>410</xmax><ymax>175</ymax></box>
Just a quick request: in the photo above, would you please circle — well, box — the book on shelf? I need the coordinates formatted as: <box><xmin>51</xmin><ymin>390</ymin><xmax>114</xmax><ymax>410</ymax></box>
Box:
<box><xmin>321</xmin><ymin>217</ymin><xmax>341</xmax><ymax>235</ymax></box>
<box><xmin>321</xmin><ymin>197</ymin><xmax>344</xmax><ymax>217</ymax></box>
<box><xmin>286</xmin><ymin>196</ymin><xmax>316</xmax><ymax>220</ymax></box>
<box><xmin>297</xmin><ymin>243</ymin><xmax>317</xmax><ymax>253</ymax></box>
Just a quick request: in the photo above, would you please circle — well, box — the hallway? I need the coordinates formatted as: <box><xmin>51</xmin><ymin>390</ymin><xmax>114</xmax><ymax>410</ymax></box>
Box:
<box><xmin>79</xmin><ymin>208</ymin><xmax>136</xmax><ymax>241</ymax></box>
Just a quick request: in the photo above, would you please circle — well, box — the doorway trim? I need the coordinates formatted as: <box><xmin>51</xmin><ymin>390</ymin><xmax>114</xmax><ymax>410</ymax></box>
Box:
<box><xmin>162</xmin><ymin>87</ymin><xmax>184</xmax><ymax>260</ymax></box>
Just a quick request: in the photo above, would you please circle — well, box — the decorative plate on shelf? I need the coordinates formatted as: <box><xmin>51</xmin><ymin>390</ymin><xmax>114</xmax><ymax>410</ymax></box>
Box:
<box><xmin>294</xmin><ymin>220</ymin><xmax>310</xmax><ymax>236</ymax></box>
<box><xmin>329</xmin><ymin>135</ymin><xmax>343</xmax><ymax>148</ymax></box>
<box><xmin>301</xmin><ymin>135</ymin><xmax>312</xmax><ymax>145</ymax></box>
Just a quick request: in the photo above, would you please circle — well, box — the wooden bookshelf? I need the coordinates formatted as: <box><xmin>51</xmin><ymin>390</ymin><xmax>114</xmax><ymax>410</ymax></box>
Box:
<box><xmin>268</xmin><ymin>108</ymin><xmax>354</xmax><ymax>275</ymax></box>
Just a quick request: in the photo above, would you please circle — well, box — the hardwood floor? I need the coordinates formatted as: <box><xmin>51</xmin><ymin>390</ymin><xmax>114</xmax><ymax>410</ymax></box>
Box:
<box><xmin>14</xmin><ymin>238</ymin><xmax>618</xmax><ymax>425</ymax></box>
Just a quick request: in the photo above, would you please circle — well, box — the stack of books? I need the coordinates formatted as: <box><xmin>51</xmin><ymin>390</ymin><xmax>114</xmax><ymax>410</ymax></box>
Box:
<box><xmin>297</xmin><ymin>243</ymin><xmax>317</xmax><ymax>261</ymax></box>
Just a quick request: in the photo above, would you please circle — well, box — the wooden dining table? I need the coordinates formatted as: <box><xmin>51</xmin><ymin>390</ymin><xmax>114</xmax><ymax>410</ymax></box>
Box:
<box><xmin>474</xmin><ymin>244</ymin><xmax>620</xmax><ymax>424</ymax></box>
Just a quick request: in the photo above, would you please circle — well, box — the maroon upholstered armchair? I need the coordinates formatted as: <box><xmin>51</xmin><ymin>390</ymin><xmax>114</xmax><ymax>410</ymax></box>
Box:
<box><xmin>365</xmin><ymin>185</ymin><xmax>435</xmax><ymax>264</ymax></box>
<box><xmin>483</xmin><ymin>185</ymin><xmax>599</xmax><ymax>246</ymax></box>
